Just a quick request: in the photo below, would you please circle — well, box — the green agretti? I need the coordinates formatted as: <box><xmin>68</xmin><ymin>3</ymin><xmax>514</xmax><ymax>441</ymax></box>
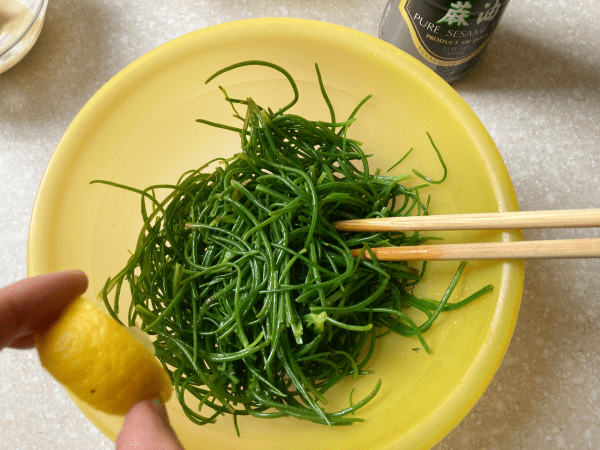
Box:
<box><xmin>92</xmin><ymin>61</ymin><xmax>492</xmax><ymax>433</ymax></box>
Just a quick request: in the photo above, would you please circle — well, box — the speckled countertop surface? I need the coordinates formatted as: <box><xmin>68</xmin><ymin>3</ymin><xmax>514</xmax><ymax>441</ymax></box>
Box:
<box><xmin>1</xmin><ymin>1</ymin><xmax>599</xmax><ymax>449</ymax></box>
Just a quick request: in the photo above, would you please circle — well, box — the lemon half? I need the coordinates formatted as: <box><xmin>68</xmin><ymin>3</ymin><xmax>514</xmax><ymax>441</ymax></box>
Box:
<box><xmin>36</xmin><ymin>297</ymin><xmax>173</xmax><ymax>416</ymax></box>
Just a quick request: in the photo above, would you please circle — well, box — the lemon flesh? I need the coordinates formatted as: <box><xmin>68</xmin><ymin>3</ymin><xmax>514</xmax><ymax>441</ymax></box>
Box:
<box><xmin>36</xmin><ymin>297</ymin><xmax>172</xmax><ymax>416</ymax></box>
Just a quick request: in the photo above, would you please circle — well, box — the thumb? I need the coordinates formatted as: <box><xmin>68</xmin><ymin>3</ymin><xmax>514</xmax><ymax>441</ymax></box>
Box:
<box><xmin>116</xmin><ymin>397</ymin><xmax>184</xmax><ymax>450</ymax></box>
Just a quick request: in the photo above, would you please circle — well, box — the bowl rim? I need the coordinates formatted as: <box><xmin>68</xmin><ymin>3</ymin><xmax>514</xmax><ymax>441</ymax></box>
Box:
<box><xmin>28</xmin><ymin>17</ymin><xmax>524</xmax><ymax>450</ymax></box>
<box><xmin>0</xmin><ymin>0</ymin><xmax>47</xmax><ymax>57</ymax></box>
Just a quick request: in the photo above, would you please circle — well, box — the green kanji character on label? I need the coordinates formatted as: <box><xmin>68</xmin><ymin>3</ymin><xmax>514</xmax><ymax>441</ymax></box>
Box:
<box><xmin>437</xmin><ymin>1</ymin><xmax>472</xmax><ymax>27</ymax></box>
<box><xmin>477</xmin><ymin>0</ymin><xmax>502</xmax><ymax>24</ymax></box>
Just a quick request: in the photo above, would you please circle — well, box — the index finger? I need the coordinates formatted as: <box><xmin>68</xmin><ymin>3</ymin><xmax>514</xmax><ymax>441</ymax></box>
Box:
<box><xmin>0</xmin><ymin>270</ymin><xmax>88</xmax><ymax>349</ymax></box>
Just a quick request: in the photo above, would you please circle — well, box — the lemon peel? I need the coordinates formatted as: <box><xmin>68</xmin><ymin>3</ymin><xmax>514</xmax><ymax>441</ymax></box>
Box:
<box><xmin>36</xmin><ymin>296</ymin><xmax>173</xmax><ymax>416</ymax></box>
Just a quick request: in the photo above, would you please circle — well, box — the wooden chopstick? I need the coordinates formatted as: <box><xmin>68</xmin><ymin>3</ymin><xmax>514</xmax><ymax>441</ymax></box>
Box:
<box><xmin>333</xmin><ymin>209</ymin><xmax>600</xmax><ymax>260</ymax></box>
<box><xmin>332</xmin><ymin>209</ymin><xmax>600</xmax><ymax>232</ymax></box>
<box><xmin>350</xmin><ymin>238</ymin><xmax>600</xmax><ymax>261</ymax></box>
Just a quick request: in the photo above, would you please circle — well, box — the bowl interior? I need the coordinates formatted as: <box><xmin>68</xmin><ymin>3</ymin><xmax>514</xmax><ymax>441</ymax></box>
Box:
<box><xmin>28</xmin><ymin>18</ymin><xmax>523</xmax><ymax>450</ymax></box>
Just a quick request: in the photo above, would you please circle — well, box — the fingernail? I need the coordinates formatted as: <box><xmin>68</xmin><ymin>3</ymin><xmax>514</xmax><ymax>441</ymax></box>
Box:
<box><xmin>147</xmin><ymin>397</ymin><xmax>170</xmax><ymax>423</ymax></box>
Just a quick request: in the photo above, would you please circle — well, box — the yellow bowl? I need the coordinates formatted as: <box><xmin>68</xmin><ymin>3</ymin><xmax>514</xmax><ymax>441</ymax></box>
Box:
<box><xmin>28</xmin><ymin>18</ymin><xmax>524</xmax><ymax>450</ymax></box>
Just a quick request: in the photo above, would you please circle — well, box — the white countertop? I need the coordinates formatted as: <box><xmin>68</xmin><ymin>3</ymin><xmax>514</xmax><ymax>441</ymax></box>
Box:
<box><xmin>1</xmin><ymin>1</ymin><xmax>599</xmax><ymax>449</ymax></box>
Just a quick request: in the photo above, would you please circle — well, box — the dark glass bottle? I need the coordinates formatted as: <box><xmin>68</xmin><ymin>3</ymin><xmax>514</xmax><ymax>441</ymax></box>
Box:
<box><xmin>379</xmin><ymin>0</ymin><xmax>510</xmax><ymax>82</ymax></box>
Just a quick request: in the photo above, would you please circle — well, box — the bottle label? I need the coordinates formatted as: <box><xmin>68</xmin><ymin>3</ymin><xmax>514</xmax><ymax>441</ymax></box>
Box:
<box><xmin>399</xmin><ymin>0</ymin><xmax>510</xmax><ymax>67</ymax></box>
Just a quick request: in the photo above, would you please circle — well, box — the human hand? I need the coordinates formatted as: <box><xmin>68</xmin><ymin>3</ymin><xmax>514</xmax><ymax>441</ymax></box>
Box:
<box><xmin>0</xmin><ymin>270</ymin><xmax>184</xmax><ymax>450</ymax></box>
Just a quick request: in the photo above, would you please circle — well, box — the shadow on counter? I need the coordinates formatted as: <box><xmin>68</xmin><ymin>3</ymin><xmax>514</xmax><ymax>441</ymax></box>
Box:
<box><xmin>1</xmin><ymin>0</ymin><xmax>125</xmax><ymax>127</ymax></box>
<box><xmin>451</xmin><ymin>25</ymin><xmax>600</xmax><ymax>97</ymax></box>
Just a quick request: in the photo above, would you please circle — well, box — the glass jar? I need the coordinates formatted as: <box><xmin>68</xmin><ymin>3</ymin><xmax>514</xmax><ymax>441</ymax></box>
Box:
<box><xmin>0</xmin><ymin>0</ymin><xmax>48</xmax><ymax>74</ymax></box>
